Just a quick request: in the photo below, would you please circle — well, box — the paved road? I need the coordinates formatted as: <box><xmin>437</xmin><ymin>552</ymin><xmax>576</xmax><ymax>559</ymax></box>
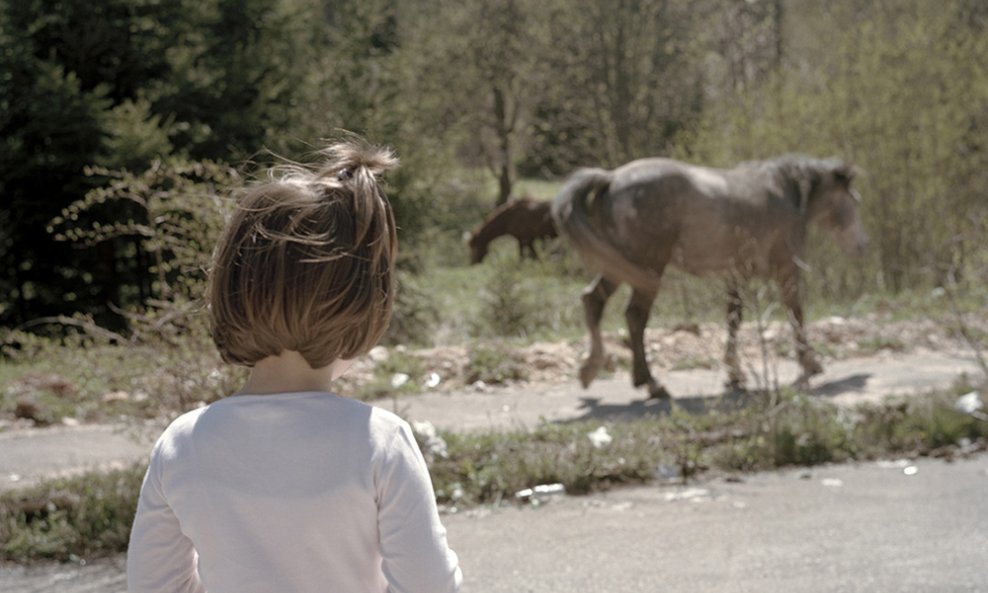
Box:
<box><xmin>0</xmin><ymin>425</ymin><xmax>151</xmax><ymax>490</ymax></box>
<box><xmin>4</xmin><ymin>454</ymin><xmax>987</xmax><ymax>592</ymax></box>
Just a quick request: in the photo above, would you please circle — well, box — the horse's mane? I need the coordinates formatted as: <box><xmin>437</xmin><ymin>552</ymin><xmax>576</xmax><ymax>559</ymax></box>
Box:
<box><xmin>740</xmin><ymin>154</ymin><xmax>844</xmax><ymax>176</ymax></box>
<box><xmin>739</xmin><ymin>154</ymin><xmax>846</xmax><ymax>214</ymax></box>
<box><xmin>481</xmin><ymin>195</ymin><xmax>534</xmax><ymax>222</ymax></box>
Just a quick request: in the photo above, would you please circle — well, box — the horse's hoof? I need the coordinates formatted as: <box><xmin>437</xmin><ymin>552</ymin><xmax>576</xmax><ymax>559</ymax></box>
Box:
<box><xmin>801</xmin><ymin>357</ymin><xmax>824</xmax><ymax>377</ymax></box>
<box><xmin>793</xmin><ymin>373</ymin><xmax>816</xmax><ymax>391</ymax></box>
<box><xmin>578</xmin><ymin>363</ymin><xmax>600</xmax><ymax>388</ymax></box>
<box><xmin>725</xmin><ymin>371</ymin><xmax>746</xmax><ymax>390</ymax></box>
<box><xmin>647</xmin><ymin>383</ymin><xmax>671</xmax><ymax>400</ymax></box>
<box><xmin>725</xmin><ymin>379</ymin><xmax>747</xmax><ymax>394</ymax></box>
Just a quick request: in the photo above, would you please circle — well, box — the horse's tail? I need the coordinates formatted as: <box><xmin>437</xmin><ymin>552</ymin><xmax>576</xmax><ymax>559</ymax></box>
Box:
<box><xmin>552</xmin><ymin>168</ymin><xmax>662</xmax><ymax>292</ymax></box>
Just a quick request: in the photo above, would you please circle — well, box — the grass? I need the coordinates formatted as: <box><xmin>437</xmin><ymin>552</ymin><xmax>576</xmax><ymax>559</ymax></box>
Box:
<box><xmin>2</xmin><ymin>387</ymin><xmax>984</xmax><ymax>564</ymax></box>
<box><xmin>0</xmin><ymin>466</ymin><xmax>145</xmax><ymax>562</ymax></box>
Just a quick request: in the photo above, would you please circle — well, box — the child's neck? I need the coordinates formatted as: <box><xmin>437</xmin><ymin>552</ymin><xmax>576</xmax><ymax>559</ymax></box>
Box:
<box><xmin>238</xmin><ymin>350</ymin><xmax>351</xmax><ymax>396</ymax></box>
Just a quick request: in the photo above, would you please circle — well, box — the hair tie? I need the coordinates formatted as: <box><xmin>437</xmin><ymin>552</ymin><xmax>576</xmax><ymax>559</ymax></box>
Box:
<box><xmin>337</xmin><ymin>168</ymin><xmax>351</xmax><ymax>181</ymax></box>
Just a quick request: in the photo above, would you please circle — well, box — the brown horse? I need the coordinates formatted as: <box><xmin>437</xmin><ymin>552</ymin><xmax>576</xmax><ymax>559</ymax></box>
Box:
<box><xmin>468</xmin><ymin>196</ymin><xmax>558</xmax><ymax>264</ymax></box>
<box><xmin>552</xmin><ymin>155</ymin><xmax>869</xmax><ymax>399</ymax></box>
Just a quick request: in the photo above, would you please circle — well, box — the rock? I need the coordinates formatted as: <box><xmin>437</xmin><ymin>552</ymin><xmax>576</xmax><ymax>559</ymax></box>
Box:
<box><xmin>7</xmin><ymin>373</ymin><xmax>78</xmax><ymax>399</ymax></box>
<box><xmin>101</xmin><ymin>390</ymin><xmax>131</xmax><ymax>403</ymax></box>
<box><xmin>14</xmin><ymin>397</ymin><xmax>51</xmax><ymax>425</ymax></box>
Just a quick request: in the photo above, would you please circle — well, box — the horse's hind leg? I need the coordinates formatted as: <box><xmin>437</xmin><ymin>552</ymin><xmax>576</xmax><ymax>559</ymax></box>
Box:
<box><xmin>626</xmin><ymin>287</ymin><xmax>670</xmax><ymax>400</ymax></box>
<box><xmin>777</xmin><ymin>271</ymin><xmax>823</xmax><ymax>387</ymax></box>
<box><xmin>579</xmin><ymin>275</ymin><xmax>617</xmax><ymax>388</ymax></box>
<box><xmin>724</xmin><ymin>281</ymin><xmax>746</xmax><ymax>389</ymax></box>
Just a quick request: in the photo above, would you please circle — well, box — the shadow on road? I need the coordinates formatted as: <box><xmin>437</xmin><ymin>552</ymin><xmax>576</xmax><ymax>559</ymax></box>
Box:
<box><xmin>810</xmin><ymin>373</ymin><xmax>872</xmax><ymax>397</ymax></box>
<box><xmin>564</xmin><ymin>371</ymin><xmax>875</xmax><ymax>424</ymax></box>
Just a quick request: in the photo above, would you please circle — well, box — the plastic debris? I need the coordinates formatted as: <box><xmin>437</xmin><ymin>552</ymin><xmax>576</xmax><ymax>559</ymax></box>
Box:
<box><xmin>656</xmin><ymin>464</ymin><xmax>680</xmax><ymax>481</ymax></box>
<box><xmin>515</xmin><ymin>483</ymin><xmax>566</xmax><ymax>504</ymax></box>
<box><xmin>390</xmin><ymin>373</ymin><xmax>410</xmax><ymax>389</ymax></box>
<box><xmin>411</xmin><ymin>420</ymin><xmax>449</xmax><ymax>459</ymax></box>
<box><xmin>424</xmin><ymin>372</ymin><xmax>442</xmax><ymax>389</ymax></box>
<box><xmin>821</xmin><ymin>478</ymin><xmax>843</xmax><ymax>488</ymax></box>
<box><xmin>205</xmin><ymin>368</ymin><xmax>224</xmax><ymax>387</ymax></box>
<box><xmin>664</xmin><ymin>487</ymin><xmax>710</xmax><ymax>502</ymax></box>
<box><xmin>587</xmin><ymin>426</ymin><xmax>613</xmax><ymax>449</ymax></box>
<box><xmin>368</xmin><ymin>346</ymin><xmax>389</xmax><ymax>362</ymax></box>
<box><xmin>101</xmin><ymin>390</ymin><xmax>130</xmax><ymax>403</ymax></box>
<box><xmin>954</xmin><ymin>391</ymin><xmax>984</xmax><ymax>415</ymax></box>
<box><xmin>903</xmin><ymin>466</ymin><xmax>918</xmax><ymax>476</ymax></box>
<box><xmin>8</xmin><ymin>473</ymin><xmax>21</xmax><ymax>483</ymax></box>
<box><xmin>877</xmin><ymin>459</ymin><xmax>911</xmax><ymax>469</ymax></box>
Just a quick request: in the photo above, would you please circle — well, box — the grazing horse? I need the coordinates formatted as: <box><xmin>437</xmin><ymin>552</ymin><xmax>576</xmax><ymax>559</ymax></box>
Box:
<box><xmin>552</xmin><ymin>155</ymin><xmax>869</xmax><ymax>399</ymax></box>
<box><xmin>468</xmin><ymin>196</ymin><xmax>558</xmax><ymax>264</ymax></box>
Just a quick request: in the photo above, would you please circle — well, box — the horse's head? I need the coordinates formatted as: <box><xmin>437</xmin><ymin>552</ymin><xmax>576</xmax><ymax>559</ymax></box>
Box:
<box><xmin>810</xmin><ymin>161</ymin><xmax>870</xmax><ymax>256</ymax></box>
<box><xmin>465</xmin><ymin>230</ymin><xmax>487</xmax><ymax>264</ymax></box>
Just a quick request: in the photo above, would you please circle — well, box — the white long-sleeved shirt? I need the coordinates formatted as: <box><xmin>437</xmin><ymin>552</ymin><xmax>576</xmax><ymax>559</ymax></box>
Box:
<box><xmin>127</xmin><ymin>391</ymin><xmax>461</xmax><ymax>593</ymax></box>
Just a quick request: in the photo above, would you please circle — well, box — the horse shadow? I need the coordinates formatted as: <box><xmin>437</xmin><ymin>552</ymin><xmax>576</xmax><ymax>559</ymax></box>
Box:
<box><xmin>563</xmin><ymin>371</ymin><xmax>874</xmax><ymax>424</ymax></box>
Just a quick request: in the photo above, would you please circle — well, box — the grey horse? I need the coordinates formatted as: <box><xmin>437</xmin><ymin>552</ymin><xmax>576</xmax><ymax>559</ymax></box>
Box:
<box><xmin>551</xmin><ymin>155</ymin><xmax>869</xmax><ymax>399</ymax></box>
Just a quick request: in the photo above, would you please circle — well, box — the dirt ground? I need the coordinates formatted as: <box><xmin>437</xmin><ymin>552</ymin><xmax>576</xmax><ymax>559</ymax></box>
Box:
<box><xmin>338</xmin><ymin>312</ymin><xmax>987</xmax><ymax>394</ymax></box>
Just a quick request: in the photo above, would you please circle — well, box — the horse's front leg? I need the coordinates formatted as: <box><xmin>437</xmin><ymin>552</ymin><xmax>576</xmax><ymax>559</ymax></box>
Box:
<box><xmin>524</xmin><ymin>240</ymin><xmax>538</xmax><ymax>260</ymax></box>
<box><xmin>579</xmin><ymin>275</ymin><xmax>617</xmax><ymax>388</ymax></box>
<box><xmin>776</xmin><ymin>271</ymin><xmax>822</xmax><ymax>387</ymax></box>
<box><xmin>626</xmin><ymin>287</ymin><xmax>669</xmax><ymax>399</ymax></box>
<box><xmin>724</xmin><ymin>281</ymin><xmax>746</xmax><ymax>389</ymax></box>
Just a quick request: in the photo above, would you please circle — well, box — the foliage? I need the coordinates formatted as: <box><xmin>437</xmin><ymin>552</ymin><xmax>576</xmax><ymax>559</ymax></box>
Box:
<box><xmin>3</xmin><ymin>0</ymin><xmax>988</xmax><ymax>335</ymax></box>
<box><xmin>682</xmin><ymin>0</ymin><xmax>988</xmax><ymax>295</ymax></box>
<box><xmin>472</xmin><ymin>250</ymin><xmax>584</xmax><ymax>340</ymax></box>
<box><xmin>0</xmin><ymin>0</ymin><xmax>316</xmax><ymax>326</ymax></box>
<box><xmin>48</xmin><ymin>159</ymin><xmax>239</xmax><ymax>305</ymax></box>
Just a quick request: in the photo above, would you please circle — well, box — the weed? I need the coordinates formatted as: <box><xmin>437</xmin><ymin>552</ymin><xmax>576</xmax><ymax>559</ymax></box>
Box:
<box><xmin>0</xmin><ymin>465</ymin><xmax>145</xmax><ymax>563</ymax></box>
<box><xmin>355</xmin><ymin>349</ymin><xmax>427</xmax><ymax>400</ymax></box>
<box><xmin>670</xmin><ymin>355</ymin><xmax>718</xmax><ymax>371</ymax></box>
<box><xmin>465</xmin><ymin>342</ymin><xmax>528</xmax><ymax>384</ymax></box>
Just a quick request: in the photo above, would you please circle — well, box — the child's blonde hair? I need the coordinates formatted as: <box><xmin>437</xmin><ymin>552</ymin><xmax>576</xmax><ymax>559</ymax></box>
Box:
<box><xmin>209</xmin><ymin>140</ymin><xmax>399</xmax><ymax>369</ymax></box>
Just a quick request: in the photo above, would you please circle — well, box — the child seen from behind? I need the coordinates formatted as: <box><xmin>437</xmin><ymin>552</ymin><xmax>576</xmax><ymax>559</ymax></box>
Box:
<box><xmin>127</xmin><ymin>139</ymin><xmax>462</xmax><ymax>593</ymax></box>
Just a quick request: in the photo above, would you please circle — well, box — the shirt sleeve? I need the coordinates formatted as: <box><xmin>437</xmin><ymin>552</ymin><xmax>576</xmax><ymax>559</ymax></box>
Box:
<box><xmin>127</xmin><ymin>439</ymin><xmax>206</xmax><ymax>593</ymax></box>
<box><xmin>376</xmin><ymin>422</ymin><xmax>462</xmax><ymax>593</ymax></box>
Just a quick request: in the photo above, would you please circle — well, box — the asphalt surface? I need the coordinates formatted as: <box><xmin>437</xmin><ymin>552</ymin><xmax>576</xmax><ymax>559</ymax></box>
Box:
<box><xmin>3</xmin><ymin>455</ymin><xmax>987</xmax><ymax>592</ymax></box>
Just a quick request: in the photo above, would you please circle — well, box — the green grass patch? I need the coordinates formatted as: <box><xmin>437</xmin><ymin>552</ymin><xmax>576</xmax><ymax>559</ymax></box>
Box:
<box><xmin>0</xmin><ymin>466</ymin><xmax>145</xmax><ymax>563</ymax></box>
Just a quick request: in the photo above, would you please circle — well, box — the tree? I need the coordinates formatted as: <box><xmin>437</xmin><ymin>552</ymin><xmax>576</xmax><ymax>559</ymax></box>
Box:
<box><xmin>685</xmin><ymin>0</ymin><xmax>988</xmax><ymax>294</ymax></box>
<box><xmin>531</xmin><ymin>0</ymin><xmax>704</xmax><ymax>169</ymax></box>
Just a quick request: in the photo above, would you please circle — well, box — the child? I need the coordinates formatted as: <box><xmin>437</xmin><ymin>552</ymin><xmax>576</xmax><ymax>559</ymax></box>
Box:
<box><xmin>127</xmin><ymin>140</ymin><xmax>462</xmax><ymax>593</ymax></box>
